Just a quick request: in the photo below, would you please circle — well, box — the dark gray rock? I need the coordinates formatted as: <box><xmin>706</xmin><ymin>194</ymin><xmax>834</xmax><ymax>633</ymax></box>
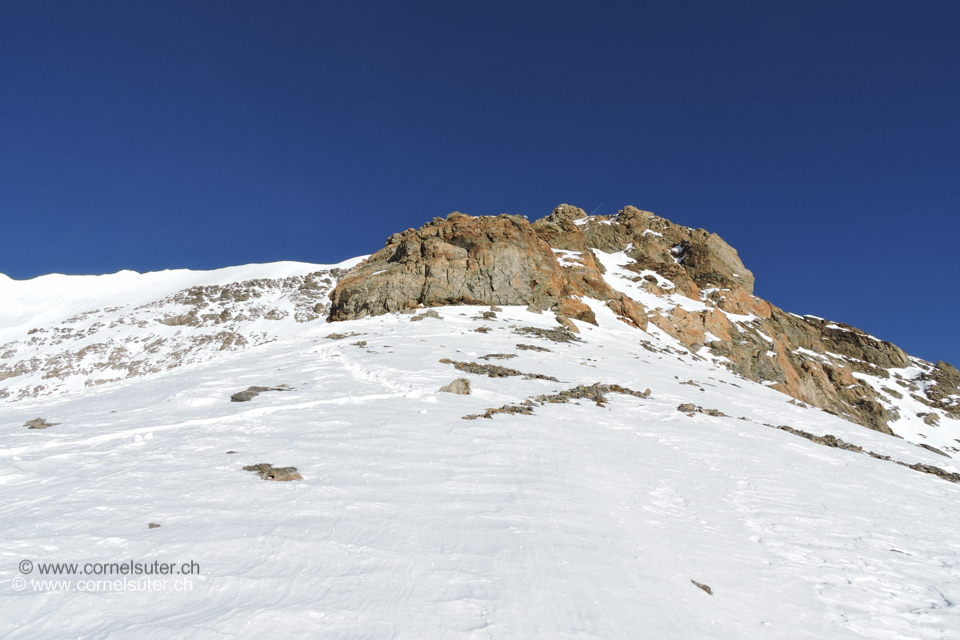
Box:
<box><xmin>918</xmin><ymin>443</ymin><xmax>950</xmax><ymax>458</ymax></box>
<box><xmin>691</xmin><ymin>580</ymin><xmax>713</xmax><ymax>595</ymax></box>
<box><xmin>230</xmin><ymin>385</ymin><xmax>290</xmax><ymax>402</ymax></box>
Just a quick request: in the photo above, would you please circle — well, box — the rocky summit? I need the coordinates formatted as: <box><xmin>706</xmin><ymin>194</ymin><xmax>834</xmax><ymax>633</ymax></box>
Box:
<box><xmin>329</xmin><ymin>204</ymin><xmax>959</xmax><ymax>435</ymax></box>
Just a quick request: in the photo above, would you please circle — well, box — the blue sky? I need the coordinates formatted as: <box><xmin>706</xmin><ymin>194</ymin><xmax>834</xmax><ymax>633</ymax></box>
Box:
<box><xmin>1</xmin><ymin>1</ymin><xmax>958</xmax><ymax>365</ymax></box>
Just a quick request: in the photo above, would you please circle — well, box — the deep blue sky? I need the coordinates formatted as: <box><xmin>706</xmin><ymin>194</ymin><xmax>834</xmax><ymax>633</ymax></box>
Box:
<box><xmin>1</xmin><ymin>1</ymin><xmax>958</xmax><ymax>365</ymax></box>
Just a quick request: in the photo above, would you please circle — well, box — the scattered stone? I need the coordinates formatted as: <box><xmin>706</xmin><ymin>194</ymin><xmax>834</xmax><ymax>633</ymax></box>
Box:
<box><xmin>490</xmin><ymin>306</ymin><xmax>502</xmax><ymax>312</ymax></box>
<box><xmin>439</xmin><ymin>378</ymin><xmax>472</xmax><ymax>395</ymax></box>
<box><xmin>677</xmin><ymin>404</ymin><xmax>727</xmax><ymax>417</ymax></box>
<box><xmin>481</xmin><ymin>311</ymin><xmax>498</xmax><ymax>320</ymax></box>
<box><xmin>535</xmin><ymin>383</ymin><xmax>650</xmax><ymax>405</ymax></box>
<box><xmin>325</xmin><ymin>332</ymin><xmax>363</xmax><ymax>340</ymax></box>
<box><xmin>896</xmin><ymin>461</ymin><xmax>960</xmax><ymax>483</ymax></box>
<box><xmin>479</xmin><ymin>353</ymin><xmax>517</xmax><ymax>361</ymax></box>
<box><xmin>771</xmin><ymin>425</ymin><xmax>863</xmax><ymax>451</ymax></box>
<box><xmin>439</xmin><ymin>359</ymin><xmax>559</xmax><ymax>381</ymax></box>
<box><xmin>516</xmin><ymin>343</ymin><xmax>551</xmax><ymax>352</ymax></box>
<box><xmin>243</xmin><ymin>463</ymin><xmax>303</xmax><ymax>481</ymax></box>
<box><xmin>226</xmin><ymin>451</ymin><xmax>237</xmax><ymax>454</ymax></box>
<box><xmin>230</xmin><ymin>385</ymin><xmax>290</xmax><ymax>402</ymax></box>
<box><xmin>411</xmin><ymin>310</ymin><xmax>442</xmax><ymax>322</ymax></box>
<box><xmin>513</xmin><ymin>326</ymin><xmax>580</xmax><ymax>343</ymax></box>
<box><xmin>765</xmin><ymin>422</ymin><xmax>960</xmax><ymax>484</ymax></box>
<box><xmin>463</xmin><ymin>404</ymin><xmax>535</xmax><ymax>420</ymax></box>
<box><xmin>24</xmin><ymin>418</ymin><xmax>59</xmax><ymax>429</ymax></box>
<box><xmin>461</xmin><ymin>383</ymin><xmax>650</xmax><ymax>420</ymax></box>
<box><xmin>475</xmin><ymin>326</ymin><xmax>492</xmax><ymax>333</ymax></box>
<box><xmin>691</xmin><ymin>580</ymin><xmax>713</xmax><ymax>595</ymax></box>
<box><xmin>351</xmin><ymin>340</ymin><xmax>367</xmax><ymax>347</ymax></box>
<box><xmin>148</xmin><ymin>523</ymin><xmax>161</xmax><ymax>529</ymax></box>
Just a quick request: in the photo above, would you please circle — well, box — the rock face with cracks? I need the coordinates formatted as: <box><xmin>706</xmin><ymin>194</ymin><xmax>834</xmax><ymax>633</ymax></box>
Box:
<box><xmin>328</xmin><ymin>203</ymin><xmax>958</xmax><ymax>436</ymax></box>
<box><xmin>329</xmin><ymin>213</ymin><xmax>567</xmax><ymax>320</ymax></box>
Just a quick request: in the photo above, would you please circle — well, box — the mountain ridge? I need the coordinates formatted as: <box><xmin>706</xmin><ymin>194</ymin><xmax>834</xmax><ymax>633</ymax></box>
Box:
<box><xmin>325</xmin><ymin>204</ymin><xmax>958</xmax><ymax>437</ymax></box>
<box><xmin>2</xmin><ymin>205</ymin><xmax>957</xmax><ymax>448</ymax></box>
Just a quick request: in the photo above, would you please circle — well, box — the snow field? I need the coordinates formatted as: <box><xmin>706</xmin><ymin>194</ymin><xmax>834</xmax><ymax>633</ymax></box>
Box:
<box><xmin>1</xmin><ymin>271</ymin><xmax>959</xmax><ymax>638</ymax></box>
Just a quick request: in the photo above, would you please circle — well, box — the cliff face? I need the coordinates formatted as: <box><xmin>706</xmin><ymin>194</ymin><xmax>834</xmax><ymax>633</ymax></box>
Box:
<box><xmin>329</xmin><ymin>204</ymin><xmax>959</xmax><ymax>435</ymax></box>
<box><xmin>328</xmin><ymin>213</ymin><xmax>565</xmax><ymax>319</ymax></box>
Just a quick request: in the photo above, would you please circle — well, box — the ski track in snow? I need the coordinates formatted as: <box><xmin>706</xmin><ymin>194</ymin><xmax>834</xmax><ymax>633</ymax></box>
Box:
<box><xmin>0</xmin><ymin>264</ymin><xmax>959</xmax><ymax>639</ymax></box>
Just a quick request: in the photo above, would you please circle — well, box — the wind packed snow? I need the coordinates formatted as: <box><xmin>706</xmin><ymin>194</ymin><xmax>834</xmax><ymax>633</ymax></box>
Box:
<box><xmin>1</xmin><ymin>262</ymin><xmax>959</xmax><ymax>639</ymax></box>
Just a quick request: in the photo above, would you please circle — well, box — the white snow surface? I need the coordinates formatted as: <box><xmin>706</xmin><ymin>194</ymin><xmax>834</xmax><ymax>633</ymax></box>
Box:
<box><xmin>1</xmin><ymin>262</ymin><xmax>960</xmax><ymax>639</ymax></box>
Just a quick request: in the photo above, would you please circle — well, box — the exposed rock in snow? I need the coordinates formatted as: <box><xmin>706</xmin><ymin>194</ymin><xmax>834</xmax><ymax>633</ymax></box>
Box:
<box><xmin>22</xmin><ymin>417</ymin><xmax>58</xmax><ymax>429</ymax></box>
<box><xmin>438</xmin><ymin>377</ymin><xmax>471</xmax><ymax>395</ymax></box>
<box><xmin>324</xmin><ymin>205</ymin><xmax>957</xmax><ymax>435</ymax></box>
<box><xmin>0</xmin><ymin>261</ymin><xmax>355</xmax><ymax>402</ymax></box>
<box><xmin>242</xmin><ymin>463</ymin><xmax>303</xmax><ymax>481</ymax></box>
<box><xmin>410</xmin><ymin>309</ymin><xmax>442</xmax><ymax>322</ymax></box>
<box><xmin>691</xmin><ymin>580</ymin><xmax>713</xmax><ymax>595</ymax></box>
<box><xmin>229</xmin><ymin>385</ymin><xmax>290</xmax><ymax>403</ymax></box>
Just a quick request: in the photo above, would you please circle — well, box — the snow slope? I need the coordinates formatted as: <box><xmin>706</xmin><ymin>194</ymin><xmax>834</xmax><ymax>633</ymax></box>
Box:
<box><xmin>1</xmin><ymin>264</ymin><xmax>959</xmax><ymax>639</ymax></box>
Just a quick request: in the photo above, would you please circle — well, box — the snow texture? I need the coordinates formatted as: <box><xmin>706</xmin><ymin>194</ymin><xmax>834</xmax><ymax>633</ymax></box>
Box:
<box><xmin>1</xmin><ymin>261</ymin><xmax>959</xmax><ymax>639</ymax></box>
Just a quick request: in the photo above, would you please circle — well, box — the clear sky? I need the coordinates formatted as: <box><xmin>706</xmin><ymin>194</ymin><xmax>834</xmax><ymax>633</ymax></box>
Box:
<box><xmin>1</xmin><ymin>1</ymin><xmax>958</xmax><ymax>365</ymax></box>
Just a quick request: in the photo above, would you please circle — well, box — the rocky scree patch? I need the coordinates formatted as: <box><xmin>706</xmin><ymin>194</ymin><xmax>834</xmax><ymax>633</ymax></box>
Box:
<box><xmin>439</xmin><ymin>359</ymin><xmax>559</xmax><ymax>381</ymax></box>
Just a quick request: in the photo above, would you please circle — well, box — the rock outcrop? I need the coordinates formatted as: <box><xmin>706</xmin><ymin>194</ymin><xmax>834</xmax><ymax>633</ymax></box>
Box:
<box><xmin>328</xmin><ymin>204</ymin><xmax>958</xmax><ymax>435</ymax></box>
<box><xmin>327</xmin><ymin>210</ymin><xmax>647</xmax><ymax>330</ymax></box>
<box><xmin>329</xmin><ymin>213</ymin><xmax>567</xmax><ymax>320</ymax></box>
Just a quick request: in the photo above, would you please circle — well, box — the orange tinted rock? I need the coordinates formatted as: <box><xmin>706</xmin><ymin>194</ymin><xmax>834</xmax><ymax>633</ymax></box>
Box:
<box><xmin>614</xmin><ymin>295</ymin><xmax>648</xmax><ymax>331</ymax></box>
<box><xmin>714</xmin><ymin>288</ymin><xmax>772</xmax><ymax>318</ymax></box>
<box><xmin>555</xmin><ymin>297</ymin><xmax>597</xmax><ymax>325</ymax></box>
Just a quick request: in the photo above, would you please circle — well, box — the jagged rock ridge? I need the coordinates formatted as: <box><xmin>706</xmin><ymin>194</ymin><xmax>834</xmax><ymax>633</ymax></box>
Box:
<box><xmin>328</xmin><ymin>204</ymin><xmax>959</xmax><ymax>434</ymax></box>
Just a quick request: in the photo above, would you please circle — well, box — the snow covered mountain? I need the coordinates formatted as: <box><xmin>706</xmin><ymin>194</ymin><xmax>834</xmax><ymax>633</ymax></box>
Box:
<box><xmin>2</xmin><ymin>207</ymin><xmax>959</xmax><ymax>639</ymax></box>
